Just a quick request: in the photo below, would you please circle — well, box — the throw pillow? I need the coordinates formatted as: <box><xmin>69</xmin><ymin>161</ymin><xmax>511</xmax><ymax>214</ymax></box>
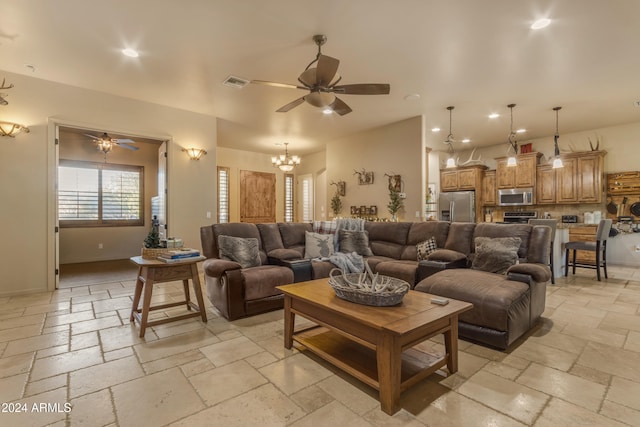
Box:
<box><xmin>312</xmin><ymin>220</ymin><xmax>338</xmax><ymax>235</ymax></box>
<box><xmin>416</xmin><ymin>237</ymin><xmax>438</xmax><ymax>261</ymax></box>
<box><xmin>338</xmin><ymin>230</ymin><xmax>374</xmax><ymax>257</ymax></box>
<box><xmin>471</xmin><ymin>237</ymin><xmax>521</xmax><ymax>274</ymax></box>
<box><xmin>217</xmin><ymin>235</ymin><xmax>262</xmax><ymax>268</ymax></box>
<box><xmin>305</xmin><ymin>231</ymin><xmax>335</xmax><ymax>259</ymax></box>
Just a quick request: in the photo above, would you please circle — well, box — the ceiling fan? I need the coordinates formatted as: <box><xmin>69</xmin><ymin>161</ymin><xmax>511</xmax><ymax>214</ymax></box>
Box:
<box><xmin>85</xmin><ymin>132</ymin><xmax>138</xmax><ymax>154</ymax></box>
<box><xmin>251</xmin><ymin>35</ymin><xmax>390</xmax><ymax>116</ymax></box>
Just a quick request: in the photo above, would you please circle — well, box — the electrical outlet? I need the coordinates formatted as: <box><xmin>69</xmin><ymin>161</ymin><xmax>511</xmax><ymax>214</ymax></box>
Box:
<box><xmin>206</xmin><ymin>211</ymin><xmax>211</xmax><ymax>219</ymax></box>
<box><xmin>98</xmin><ymin>243</ymin><xmax>103</xmax><ymax>249</ymax></box>
<box><xmin>399</xmin><ymin>192</ymin><xmax>407</xmax><ymax>199</ymax></box>
<box><xmin>635</xmin><ymin>244</ymin><xmax>640</xmax><ymax>253</ymax></box>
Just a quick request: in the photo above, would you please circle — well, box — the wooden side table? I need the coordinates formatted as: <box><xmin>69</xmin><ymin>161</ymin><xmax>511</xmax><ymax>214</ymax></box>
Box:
<box><xmin>129</xmin><ymin>255</ymin><xmax>208</xmax><ymax>337</ymax></box>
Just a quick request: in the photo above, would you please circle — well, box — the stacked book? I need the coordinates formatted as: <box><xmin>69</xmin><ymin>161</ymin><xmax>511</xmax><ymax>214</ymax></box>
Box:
<box><xmin>157</xmin><ymin>248</ymin><xmax>205</xmax><ymax>263</ymax></box>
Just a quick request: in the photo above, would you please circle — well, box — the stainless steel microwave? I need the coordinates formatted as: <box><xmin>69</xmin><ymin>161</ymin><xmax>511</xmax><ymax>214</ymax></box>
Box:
<box><xmin>498</xmin><ymin>188</ymin><xmax>534</xmax><ymax>206</ymax></box>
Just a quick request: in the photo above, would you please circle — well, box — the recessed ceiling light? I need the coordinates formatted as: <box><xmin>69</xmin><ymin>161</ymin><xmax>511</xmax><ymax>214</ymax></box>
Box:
<box><xmin>322</xmin><ymin>108</ymin><xmax>333</xmax><ymax>115</ymax></box>
<box><xmin>431</xmin><ymin>127</ymin><xmax>441</xmax><ymax>132</ymax></box>
<box><xmin>121</xmin><ymin>48</ymin><xmax>139</xmax><ymax>58</ymax></box>
<box><xmin>531</xmin><ymin>18</ymin><xmax>551</xmax><ymax>30</ymax></box>
<box><xmin>462</xmin><ymin>138</ymin><xmax>471</xmax><ymax>143</ymax></box>
<box><xmin>516</xmin><ymin>128</ymin><xmax>527</xmax><ymax>134</ymax></box>
<box><xmin>488</xmin><ymin>113</ymin><xmax>500</xmax><ymax>119</ymax></box>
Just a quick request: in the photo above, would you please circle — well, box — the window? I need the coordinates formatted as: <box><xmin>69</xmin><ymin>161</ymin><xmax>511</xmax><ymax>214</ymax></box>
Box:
<box><xmin>300</xmin><ymin>175</ymin><xmax>314</xmax><ymax>222</ymax></box>
<box><xmin>58</xmin><ymin>160</ymin><xmax>143</xmax><ymax>227</ymax></box>
<box><xmin>217</xmin><ymin>166</ymin><xmax>229</xmax><ymax>223</ymax></box>
<box><xmin>284</xmin><ymin>174</ymin><xmax>294</xmax><ymax>222</ymax></box>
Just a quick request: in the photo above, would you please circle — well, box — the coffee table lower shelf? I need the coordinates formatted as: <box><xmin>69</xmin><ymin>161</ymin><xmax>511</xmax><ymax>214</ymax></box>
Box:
<box><xmin>293</xmin><ymin>326</ymin><xmax>448</xmax><ymax>393</ymax></box>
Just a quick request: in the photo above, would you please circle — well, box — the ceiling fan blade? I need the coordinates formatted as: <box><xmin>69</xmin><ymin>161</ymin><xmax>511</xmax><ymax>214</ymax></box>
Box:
<box><xmin>332</xmin><ymin>84</ymin><xmax>390</xmax><ymax>95</ymax></box>
<box><xmin>251</xmin><ymin>80</ymin><xmax>307</xmax><ymax>90</ymax></box>
<box><xmin>83</xmin><ymin>133</ymin><xmax>100</xmax><ymax>140</ymax></box>
<box><xmin>298</xmin><ymin>69</ymin><xmax>316</xmax><ymax>87</ymax></box>
<box><xmin>116</xmin><ymin>143</ymin><xmax>139</xmax><ymax>150</ymax></box>
<box><xmin>328</xmin><ymin>97</ymin><xmax>352</xmax><ymax>116</ymax></box>
<box><xmin>113</xmin><ymin>138</ymin><xmax>135</xmax><ymax>143</ymax></box>
<box><xmin>276</xmin><ymin>97</ymin><xmax>306</xmax><ymax>113</ymax></box>
<box><xmin>316</xmin><ymin>55</ymin><xmax>340</xmax><ymax>87</ymax></box>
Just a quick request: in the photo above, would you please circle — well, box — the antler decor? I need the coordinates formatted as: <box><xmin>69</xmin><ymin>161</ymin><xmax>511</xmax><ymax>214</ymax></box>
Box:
<box><xmin>384</xmin><ymin>173</ymin><xmax>402</xmax><ymax>192</ymax></box>
<box><xmin>0</xmin><ymin>78</ymin><xmax>14</xmax><ymax>106</ymax></box>
<box><xmin>353</xmin><ymin>168</ymin><xmax>374</xmax><ymax>185</ymax></box>
<box><xmin>329</xmin><ymin>180</ymin><xmax>346</xmax><ymax>196</ymax></box>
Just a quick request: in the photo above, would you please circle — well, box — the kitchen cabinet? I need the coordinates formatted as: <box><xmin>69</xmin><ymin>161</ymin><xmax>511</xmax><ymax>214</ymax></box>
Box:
<box><xmin>568</xmin><ymin>225</ymin><xmax>597</xmax><ymax>265</ymax></box>
<box><xmin>440</xmin><ymin>165</ymin><xmax>486</xmax><ymax>192</ymax></box>
<box><xmin>482</xmin><ymin>170</ymin><xmax>496</xmax><ymax>206</ymax></box>
<box><xmin>535</xmin><ymin>151</ymin><xmax>605</xmax><ymax>205</ymax></box>
<box><xmin>536</xmin><ymin>165</ymin><xmax>556</xmax><ymax>204</ymax></box>
<box><xmin>496</xmin><ymin>152</ymin><xmax>542</xmax><ymax>189</ymax></box>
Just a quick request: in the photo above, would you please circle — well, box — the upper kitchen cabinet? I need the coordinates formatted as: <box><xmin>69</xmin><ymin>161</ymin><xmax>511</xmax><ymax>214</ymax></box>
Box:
<box><xmin>496</xmin><ymin>152</ymin><xmax>542</xmax><ymax>189</ymax></box>
<box><xmin>536</xmin><ymin>151</ymin><xmax>606</xmax><ymax>204</ymax></box>
<box><xmin>482</xmin><ymin>170</ymin><xmax>496</xmax><ymax>206</ymax></box>
<box><xmin>440</xmin><ymin>165</ymin><xmax>487</xmax><ymax>192</ymax></box>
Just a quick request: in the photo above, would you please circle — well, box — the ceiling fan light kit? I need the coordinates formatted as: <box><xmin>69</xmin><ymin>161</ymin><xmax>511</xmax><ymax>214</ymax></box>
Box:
<box><xmin>251</xmin><ymin>35</ymin><xmax>390</xmax><ymax>116</ymax></box>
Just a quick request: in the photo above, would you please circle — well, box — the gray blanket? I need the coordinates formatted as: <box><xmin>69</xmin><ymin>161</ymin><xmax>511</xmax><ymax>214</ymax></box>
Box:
<box><xmin>324</xmin><ymin>251</ymin><xmax>365</xmax><ymax>273</ymax></box>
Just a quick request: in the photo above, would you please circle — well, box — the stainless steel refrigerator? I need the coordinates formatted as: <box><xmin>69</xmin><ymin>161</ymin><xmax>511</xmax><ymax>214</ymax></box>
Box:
<box><xmin>439</xmin><ymin>191</ymin><xmax>475</xmax><ymax>222</ymax></box>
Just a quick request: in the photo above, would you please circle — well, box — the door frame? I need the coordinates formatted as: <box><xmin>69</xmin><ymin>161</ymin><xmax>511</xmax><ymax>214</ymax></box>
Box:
<box><xmin>46</xmin><ymin>118</ymin><xmax>171</xmax><ymax>290</ymax></box>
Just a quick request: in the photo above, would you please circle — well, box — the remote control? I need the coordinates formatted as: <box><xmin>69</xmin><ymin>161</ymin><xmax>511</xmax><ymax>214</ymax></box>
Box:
<box><xmin>430</xmin><ymin>297</ymin><xmax>449</xmax><ymax>306</ymax></box>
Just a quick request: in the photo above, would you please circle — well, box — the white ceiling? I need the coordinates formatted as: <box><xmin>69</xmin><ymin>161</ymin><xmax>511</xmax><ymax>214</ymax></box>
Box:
<box><xmin>3</xmin><ymin>1</ymin><xmax>640</xmax><ymax>156</ymax></box>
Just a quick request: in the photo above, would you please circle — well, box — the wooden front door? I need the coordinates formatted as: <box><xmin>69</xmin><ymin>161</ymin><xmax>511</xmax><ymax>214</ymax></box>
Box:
<box><xmin>240</xmin><ymin>170</ymin><xmax>276</xmax><ymax>223</ymax></box>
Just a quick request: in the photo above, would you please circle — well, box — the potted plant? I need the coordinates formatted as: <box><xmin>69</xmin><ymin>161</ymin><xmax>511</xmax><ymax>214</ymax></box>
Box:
<box><xmin>142</xmin><ymin>216</ymin><xmax>165</xmax><ymax>259</ymax></box>
<box><xmin>330</xmin><ymin>192</ymin><xmax>343</xmax><ymax>218</ymax></box>
<box><xmin>387</xmin><ymin>189</ymin><xmax>403</xmax><ymax>221</ymax></box>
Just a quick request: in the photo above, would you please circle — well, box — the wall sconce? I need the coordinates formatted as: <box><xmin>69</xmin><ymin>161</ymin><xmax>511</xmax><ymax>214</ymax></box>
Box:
<box><xmin>182</xmin><ymin>148</ymin><xmax>207</xmax><ymax>160</ymax></box>
<box><xmin>0</xmin><ymin>121</ymin><xmax>30</xmax><ymax>137</ymax></box>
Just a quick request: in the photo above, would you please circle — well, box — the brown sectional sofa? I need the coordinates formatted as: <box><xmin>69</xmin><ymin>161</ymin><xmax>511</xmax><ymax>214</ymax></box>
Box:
<box><xmin>200</xmin><ymin>220</ymin><xmax>551</xmax><ymax>349</ymax></box>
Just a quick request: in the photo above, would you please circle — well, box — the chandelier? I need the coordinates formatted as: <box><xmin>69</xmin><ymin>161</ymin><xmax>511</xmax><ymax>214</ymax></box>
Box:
<box><xmin>271</xmin><ymin>143</ymin><xmax>300</xmax><ymax>172</ymax></box>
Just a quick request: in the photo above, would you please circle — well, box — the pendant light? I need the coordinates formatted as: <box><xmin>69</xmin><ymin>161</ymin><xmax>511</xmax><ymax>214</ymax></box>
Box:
<box><xmin>445</xmin><ymin>106</ymin><xmax>456</xmax><ymax>168</ymax></box>
<box><xmin>506</xmin><ymin>104</ymin><xmax>518</xmax><ymax>167</ymax></box>
<box><xmin>552</xmin><ymin>107</ymin><xmax>564</xmax><ymax>169</ymax></box>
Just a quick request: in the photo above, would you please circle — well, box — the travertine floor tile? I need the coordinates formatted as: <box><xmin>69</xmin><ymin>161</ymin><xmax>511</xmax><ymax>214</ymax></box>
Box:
<box><xmin>0</xmin><ymin>324</ymin><xmax>43</xmax><ymax>344</ymax></box>
<box><xmin>317</xmin><ymin>374</ymin><xmax>379</xmax><ymax>415</ymax></box>
<box><xmin>23</xmin><ymin>302</ymin><xmax>70</xmax><ymax>316</ymax></box>
<box><xmin>70</xmin><ymin>331</ymin><xmax>99</xmax><ymax>351</ymax></box>
<box><xmin>24</xmin><ymin>373</ymin><xmax>66</xmax><ymax>397</ymax></box>
<box><xmin>170</xmin><ymin>383</ymin><xmax>306</xmax><ymax>427</ymax></box>
<box><xmin>578</xmin><ymin>341</ymin><xmax>640</xmax><ymax>383</ymax></box>
<box><xmin>509</xmin><ymin>340</ymin><xmax>578</xmax><ymax>371</ymax></box>
<box><xmin>414</xmin><ymin>390</ymin><xmax>526</xmax><ymax>427</ymax></box>
<box><xmin>0</xmin><ymin>352</ymin><xmax>34</xmax><ymax>379</ymax></box>
<box><xmin>142</xmin><ymin>349</ymin><xmax>205</xmax><ymax>375</ymax></box>
<box><xmin>457</xmin><ymin>371</ymin><xmax>549</xmax><ymax>424</ymax></box>
<box><xmin>189</xmin><ymin>359</ymin><xmax>267</xmax><ymax>406</ymax></box>
<box><xmin>534</xmin><ymin>397</ymin><xmax>627</xmax><ymax>427</ymax></box>
<box><xmin>0</xmin><ymin>387</ymin><xmax>68</xmax><ymax>427</ymax></box>
<box><xmin>71</xmin><ymin>315</ymin><xmax>122</xmax><ymax>335</ymax></box>
<box><xmin>200</xmin><ymin>335</ymin><xmax>263</xmax><ymax>366</ymax></box>
<box><xmin>600</xmin><ymin>400</ymin><xmax>640</xmax><ymax>426</ymax></box>
<box><xmin>560</xmin><ymin>323</ymin><xmax>626</xmax><ymax>348</ymax></box>
<box><xmin>30</xmin><ymin>346</ymin><xmax>103</xmax><ymax>381</ymax></box>
<box><xmin>0</xmin><ymin>373</ymin><xmax>28</xmax><ymax>402</ymax></box>
<box><xmin>259</xmin><ymin>353</ymin><xmax>333</xmax><ymax>395</ymax></box>
<box><xmin>70</xmin><ymin>355</ymin><xmax>144</xmax><ymax>398</ymax></box>
<box><xmin>133</xmin><ymin>328</ymin><xmax>218</xmax><ymax>363</ymax></box>
<box><xmin>43</xmin><ymin>310</ymin><xmax>94</xmax><ymax>328</ymax></box>
<box><xmin>605</xmin><ymin>376</ymin><xmax>640</xmax><ymax>411</ymax></box>
<box><xmin>91</xmin><ymin>296</ymin><xmax>133</xmax><ymax>313</ymax></box>
<box><xmin>112</xmin><ymin>367</ymin><xmax>204</xmax><ymax>427</ymax></box>
<box><xmin>69</xmin><ymin>388</ymin><xmax>116</xmax><ymax>427</ymax></box>
<box><xmin>3</xmin><ymin>331</ymin><xmax>68</xmax><ymax>357</ymax></box>
<box><xmin>516</xmin><ymin>363</ymin><xmax>606</xmax><ymax>410</ymax></box>
<box><xmin>99</xmin><ymin>324</ymin><xmax>155</xmax><ymax>352</ymax></box>
<box><xmin>290</xmin><ymin>400</ymin><xmax>372</xmax><ymax>427</ymax></box>
<box><xmin>625</xmin><ymin>330</ymin><xmax>640</xmax><ymax>352</ymax></box>
<box><xmin>104</xmin><ymin>346</ymin><xmax>134</xmax><ymax>362</ymax></box>
<box><xmin>600</xmin><ymin>311</ymin><xmax>640</xmax><ymax>333</ymax></box>
<box><xmin>290</xmin><ymin>384</ymin><xmax>335</xmax><ymax>413</ymax></box>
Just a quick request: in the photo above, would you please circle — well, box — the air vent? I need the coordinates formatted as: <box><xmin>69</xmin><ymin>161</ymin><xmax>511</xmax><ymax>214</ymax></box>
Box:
<box><xmin>223</xmin><ymin>75</ymin><xmax>250</xmax><ymax>89</ymax></box>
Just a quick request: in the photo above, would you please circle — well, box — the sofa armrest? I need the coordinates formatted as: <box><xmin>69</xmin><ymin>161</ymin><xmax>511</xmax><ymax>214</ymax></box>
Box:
<box><xmin>507</xmin><ymin>263</ymin><xmax>551</xmax><ymax>283</ymax></box>
<box><xmin>203</xmin><ymin>258</ymin><xmax>242</xmax><ymax>279</ymax></box>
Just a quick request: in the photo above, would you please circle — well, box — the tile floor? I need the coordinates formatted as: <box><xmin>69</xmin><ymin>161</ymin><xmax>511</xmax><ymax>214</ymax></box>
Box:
<box><xmin>1</xmin><ymin>265</ymin><xmax>640</xmax><ymax>426</ymax></box>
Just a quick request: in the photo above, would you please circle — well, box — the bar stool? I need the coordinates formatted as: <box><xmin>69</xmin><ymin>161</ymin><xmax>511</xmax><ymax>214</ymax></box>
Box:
<box><xmin>564</xmin><ymin>219</ymin><xmax>613</xmax><ymax>281</ymax></box>
<box><xmin>529</xmin><ymin>219</ymin><xmax>557</xmax><ymax>284</ymax></box>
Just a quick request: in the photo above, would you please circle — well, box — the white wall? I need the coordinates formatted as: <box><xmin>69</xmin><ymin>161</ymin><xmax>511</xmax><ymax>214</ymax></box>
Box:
<box><xmin>0</xmin><ymin>70</ymin><xmax>217</xmax><ymax>296</ymax></box>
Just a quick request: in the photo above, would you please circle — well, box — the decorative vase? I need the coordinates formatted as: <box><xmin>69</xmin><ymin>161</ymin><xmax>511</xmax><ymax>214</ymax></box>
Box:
<box><xmin>391</xmin><ymin>214</ymin><xmax>397</xmax><ymax>222</ymax></box>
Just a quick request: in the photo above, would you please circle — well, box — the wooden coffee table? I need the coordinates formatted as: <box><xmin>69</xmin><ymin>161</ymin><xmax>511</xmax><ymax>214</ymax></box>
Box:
<box><xmin>277</xmin><ymin>279</ymin><xmax>472</xmax><ymax>415</ymax></box>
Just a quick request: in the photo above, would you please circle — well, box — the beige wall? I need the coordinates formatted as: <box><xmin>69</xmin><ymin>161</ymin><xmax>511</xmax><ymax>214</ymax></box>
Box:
<box><xmin>0</xmin><ymin>70</ymin><xmax>217</xmax><ymax>296</ymax></box>
<box><xmin>325</xmin><ymin>116</ymin><xmax>424</xmax><ymax>222</ymax></box>
<box><xmin>58</xmin><ymin>133</ymin><xmax>160</xmax><ymax>264</ymax></box>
